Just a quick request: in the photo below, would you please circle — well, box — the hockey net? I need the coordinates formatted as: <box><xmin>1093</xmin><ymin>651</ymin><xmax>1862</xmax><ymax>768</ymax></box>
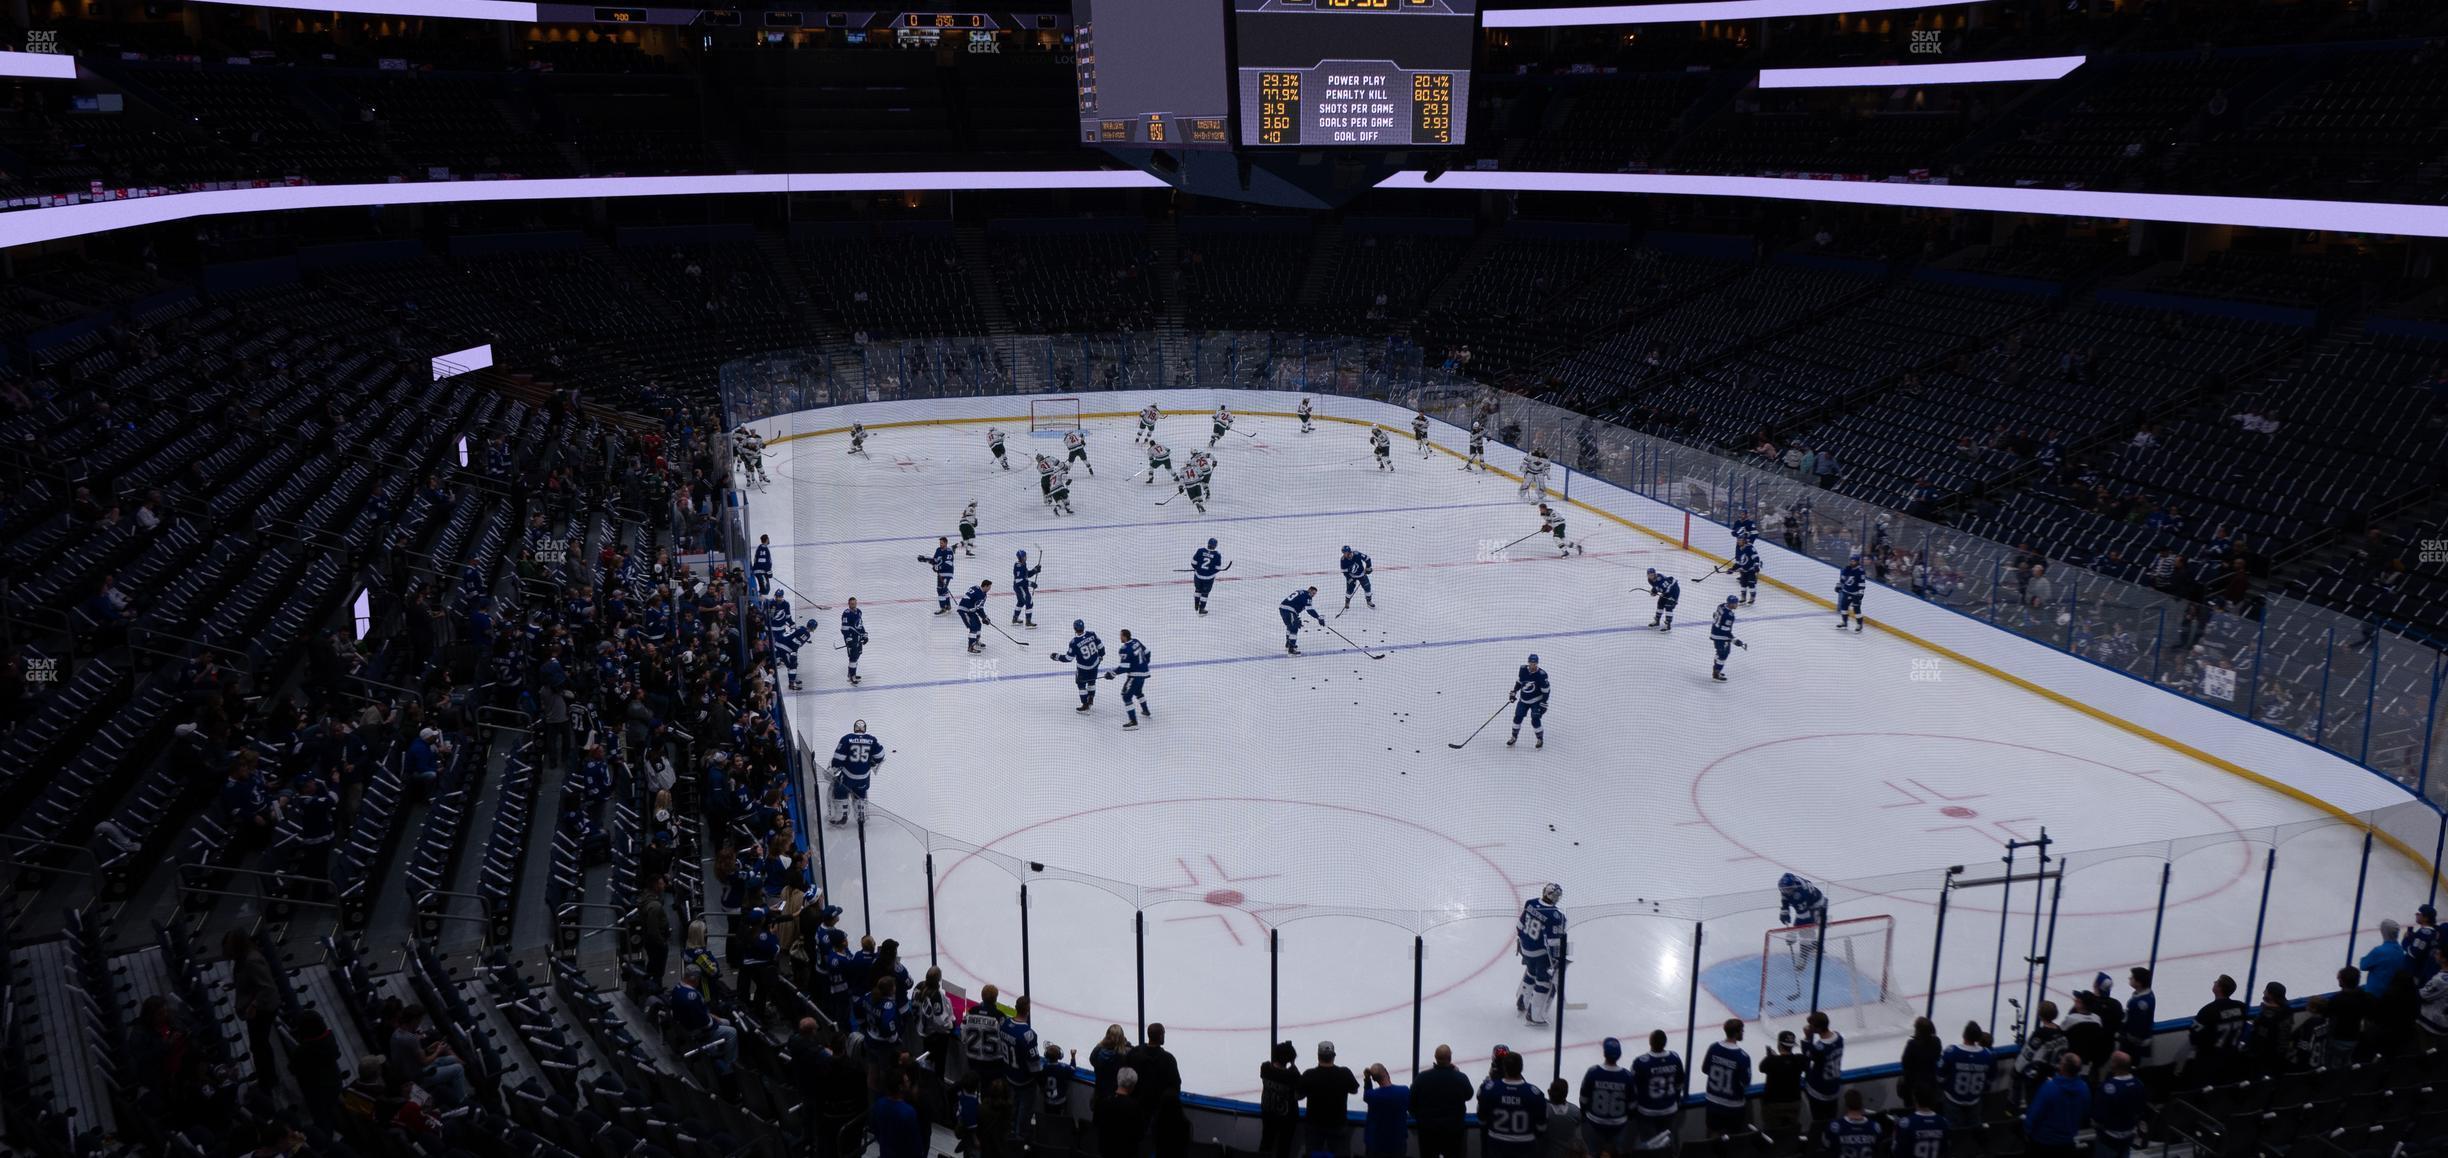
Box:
<box><xmin>1757</xmin><ymin>915</ymin><xmax>1913</xmax><ymax>1026</ymax></box>
<box><xmin>1030</xmin><ymin>396</ymin><xmax>1083</xmax><ymax>435</ymax></box>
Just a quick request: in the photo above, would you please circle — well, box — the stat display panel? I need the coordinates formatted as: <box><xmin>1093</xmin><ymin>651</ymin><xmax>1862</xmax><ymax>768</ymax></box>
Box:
<box><xmin>1233</xmin><ymin>0</ymin><xmax>1474</xmax><ymax>148</ymax></box>
<box><xmin>1075</xmin><ymin>0</ymin><xmax>1235</xmax><ymax>149</ymax></box>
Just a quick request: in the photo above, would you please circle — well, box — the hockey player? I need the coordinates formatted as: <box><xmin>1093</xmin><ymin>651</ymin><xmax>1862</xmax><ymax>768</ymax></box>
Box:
<box><xmin>1011</xmin><ymin>549</ymin><xmax>1041</xmax><ymax>628</ymax></box>
<box><xmin>1189</xmin><ymin>450</ymin><xmax>1217</xmax><ymax>498</ymax></box>
<box><xmin>1508</xmin><ymin>654</ymin><xmax>1549</xmax><ymax>749</ymax></box>
<box><xmin>1516</xmin><ymin>883</ymin><xmax>1567</xmax><ymax>1025</ymax></box>
<box><xmin>1176</xmin><ymin>459</ymin><xmax>1211</xmax><ymax>513</ymax></box>
<box><xmin>1280</xmin><ymin>586</ymin><xmax>1324</xmax><ymax>655</ymax></box>
<box><xmin>1775</xmin><ymin>873</ymin><xmax>1829</xmax><ymax>1000</ymax></box>
<box><xmin>1733</xmin><ymin>541</ymin><xmax>1763</xmax><ymax>605</ymax></box>
<box><xmin>1048</xmin><ymin>462</ymin><xmax>1076</xmax><ymax>516</ymax></box>
<box><xmin>735</xmin><ymin>427</ymin><xmax>770</xmax><ymax>489</ymax></box>
<box><xmin>956</xmin><ymin>579</ymin><xmax>994</xmax><ymax>653</ymax></box>
<box><xmin>753</xmin><ymin>533</ymin><xmax>774</xmax><ymax>593</ymax></box>
<box><xmin>839</xmin><ymin>597</ymin><xmax>867</xmax><ymax>685</ymax></box>
<box><xmin>988</xmin><ymin>427</ymin><xmax>1012</xmax><ymax>470</ymax></box>
<box><xmin>1136</xmin><ymin>403</ymin><xmax>1161</xmax><ymax>443</ymax></box>
<box><xmin>1105</xmin><ymin>627</ymin><xmax>1153</xmax><ymax>729</ymax></box>
<box><xmin>828</xmin><ymin>720</ymin><xmax>884</xmax><ymax>825</ymax></box>
<box><xmin>1035</xmin><ymin>453</ymin><xmax>1059</xmax><ymax>503</ymax></box>
<box><xmin>1412</xmin><ymin>411</ymin><xmax>1432</xmax><ymax>457</ymax></box>
<box><xmin>1052</xmin><ymin>620</ymin><xmax>1106</xmax><ymax>712</ymax></box>
<box><xmin>848</xmin><ymin>422</ymin><xmax>870</xmax><ymax>457</ymax></box>
<box><xmin>957</xmin><ymin>501</ymin><xmax>980</xmax><ymax>557</ymax></box>
<box><xmin>1836</xmin><ymin>554</ymin><xmax>1867</xmax><ymax>632</ymax></box>
<box><xmin>1730</xmin><ymin>507</ymin><xmax>1759</xmax><ymax>545</ymax></box>
<box><xmin>774</xmin><ymin>608</ymin><xmax>817</xmax><ymax>691</ymax></box>
<box><xmin>1338</xmin><ymin>546</ymin><xmax>1375</xmax><ymax>611</ymax></box>
<box><xmin>1519</xmin><ymin>450</ymin><xmax>1552</xmax><ymax>502</ymax></box>
<box><xmin>918</xmin><ymin>537</ymin><xmax>957</xmax><ymax>614</ymax></box>
<box><xmin>1370</xmin><ymin>426</ymin><xmax>1393</xmax><ymax>471</ymax></box>
<box><xmin>1710</xmin><ymin>594</ymin><xmax>1746</xmax><ymax>682</ymax></box>
<box><xmin>1643</xmin><ymin>569</ymin><xmax>1680</xmax><ymax>631</ymax></box>
<box><xmin>1297</xmin><ymin>397</ymin><xmax>1315</xmax><ymax>433</ymax></box>
<box><xmin>1464</xmin><ymin>420</ymin><xmax>1488</xmax><ymax>472</ymax></box>
<box><xmin>1210</xmin><ymin>406</ymin><xmax>1235</xmax><ymax>446</ymax></box>
<box><xmin>1063</xmin><ymin>427</ymin><xmax>1094</xmax><ymax>476</ymax></box>
<box><xmin>1145</xmin><ymin>438</ymin><xmax>1175</xmax><ymax>485</ymax></box>
<box><xmin>1538</xmin><ymin>505</ymin><xmax>1584</xmax><ymax>557</ymax></box>
<box><xmin>1190</xmin><ymin>538</ymin><xmax>1225</xmax><ymax>615</ymax></box>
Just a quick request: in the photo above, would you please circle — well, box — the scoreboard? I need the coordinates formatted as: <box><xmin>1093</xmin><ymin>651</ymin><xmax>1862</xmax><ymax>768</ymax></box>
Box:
<box><xmin>1233</xmin><ymin>0</ymin><xmax>1474</xmax><ymax>148</ymax></box>
<box><xmin>1075</xmin><ymin>0</ymin><xmax>1234</xmax><ymax>149</ymax></box>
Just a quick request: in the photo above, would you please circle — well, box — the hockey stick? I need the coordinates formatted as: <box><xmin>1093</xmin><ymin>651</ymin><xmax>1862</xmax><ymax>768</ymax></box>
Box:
<box><xmin>1318</xmin><ymin>620</ymin><xmax>1387</xmax><ymax>660</ymax></box>
<box><xmin>1447</xmin><ymin>697</ymin><xmax>1513</xmax><ymax>748</ymax></box>
<box><xmin>983</xmin><ymin>618</ymin><xmax>1026</xmax><ymax>646</ymax></box>
<box><xmin>1170</xmin><ymin>560</ymin><xmax>1232</xmax><ymax>574</ymax></box>
<box><xmin>767</xmin><ymin>575</ymin><xmax>831</xmax><ymax>611</ymax></box>
<box><xmin>1155</xmin><ymin>491</ymin><xmax>1180</xmax><ymax>506</ymax></box>
<box><xmin>1491</xmin><ymin>529</ymin><xmax>1546</xmax><ymax>555</ymax></box>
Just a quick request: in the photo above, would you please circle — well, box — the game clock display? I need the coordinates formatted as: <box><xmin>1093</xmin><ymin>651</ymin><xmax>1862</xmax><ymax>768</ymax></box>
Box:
<box><xmin>1233</xmin><ymin>0</ymin><xmax>1475</xmax><ymax>148</ymax></box>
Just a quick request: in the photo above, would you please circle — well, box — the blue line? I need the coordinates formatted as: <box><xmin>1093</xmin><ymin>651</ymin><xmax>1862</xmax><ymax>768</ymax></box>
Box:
<box><xmin>776</xmin><ymin>499</ymin><xmax>1524</xmax><ymax>551</ymax></box>
<box><xmin>798</xmin><ymin>611</ymin><xmax>1824</xmax><ymax>697</ymax></box>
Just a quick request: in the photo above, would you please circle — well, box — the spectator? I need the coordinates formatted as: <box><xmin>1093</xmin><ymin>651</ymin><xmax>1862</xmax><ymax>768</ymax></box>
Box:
<box><xmin>387</xmin><ymin>1003</ymin><xmax>470</xmax><ymax>1106</ymax></box>
<box><xmin>1097</xmin><ymin>1069</ymin><xmax>1149</xmax><ymax>1158</ymax></box>
<box><xmin>1632</xmin><ymin>1030</ymin><xmax>1685</xmax><ymax>1155</ymax></box>
<box><xmin>2022</xmin><ymin>1052</ymin><xmax>2090</xmax><ymax>1158</ymax></box>
<box><xmin>1701</xmin><ymin>1019</ymin><xmax>1752</xmax><ymax>1136</ymax></box>
<box><xmin>2245</xmin><ymin>983</ymin><xmax>2293</xmax><ymax>1077</ymax></box>
<box><xmin>1579</xmin><ymin>1037</ymin><xmax>1634</xmax><ymax>1158</ymax></box>
<box><xmin>1126</xmin><ymin>1023</ymin><xmax>1187</xmax><ymax>1158</ymax></box>
<box><xmin>1757</xmin><ymin>1031</ymin><xmax>1805</xmax><ymax>1139</ymax></box>
<box><xmin>1365</xmin><ymin>1064</ymin><xmax>1414</xmax><ymax>1158</ymax></box>
<box><xmin>2019</xmin><ymin>1001</ymin><xmax>2068</xmax><ymax>1107</ymax></box>
<box><xmin>2326</xmin><ymin>966</ymin><xmax>2372</xmax><ymax>1065</ymax></box>
<box><xmin>1259</xmin><ymin>1041</ymin><xmax>1303</xmax><ymax>1158</ymax></box>
<box><xmin>1939</xmin><ymin>1022</ymin><xmax>1994</xmax><ymax>1126</ymax></box>
<box><xmin>2091</xmin><ymin>1053</ymin><xmax>2148</xmax><ymax>1158</ymax></box>
<box><xmin>2063</xmin><ymin>993</ymin><xmax>2111</xmax><ymax>1073</ymax></box>
<box><xmin>1899</xmin><ymin>1017</ymin><xmax>1943</xmax><ymax>1107</ymax></box>
<box><xmin>1479</xmin><ymin>1049</ymin><xmax>1548</xmax><ymax>1158</ymax></box>
<box><xmin>2119</xmin><ymin>967</ymin><xmax>2156</xmax><ymax>1069</ymax></box>
<box><xmin>2290</xmin><ymin>995</ymin><xmax>2331</xmax><ymax>1070</ymax></box>
<box><xmin>1800</xmin><ymin>1011</ymin><xmax>1842</xmax><ymax>1129</ymax></box>
<box><xmin>288</xmin><ymin>1009</ymin><xmax>345</xmax><ymax>1132</ymax></box>
<box><xmin>669</xmin><ymin>970</ymin><xmax>739</xmax><ymax>1078</ymax></box>
<box><xmin>1300</xmin><ymin>1040</ymin><xmax>1361</xmax><ymax>1157</ymax></box>
<box><xmin>2369</xmin><ymin>969</ymin><xmax>2419</xmax><ymax>1057</ymax></box>
<box><xmin>873</xmin><ymin>1070</ymin><xmax>926</xmax><ymax>1158</ymax></box>
<box><xmin>1822</xmin><ymin>1090</ymin><xmax>1879</xmax><ymax>1158</ymax></box>
<box><xmin>2186</xmin><ymin>974</ymin><xmax>2246</xmax><ymax>1086</ymax></box>
<box><xmin>1542</xmin><ymin>1078</ymin><xmax>1583</xmax><ymax>1158</ymax></box>
<box><xmin>637</xmin><ymin>873</ymin><xmax>671</xmax><ymax>987</ymax></box>
<box><xmin>2361</xmin><ymin>919</ymin><xmax>2410</xmax><ymax>995</ymax></box>
<box><xmin>1090</xmin><ymin>1025</ymin><xmax>1132</xmax><ymax>1105</ymax></box>
<box><xmin>1414</xmin><ymin>1043</ymin><xmax>1474</xmax><ymax>1158</ymax></box>
<box><xmin>225</xmin><ymin>929</ymin><xmax>281</xmax><ymax>1095</ymax></box>
<box><xmin>2418</xmin><ymin>946</ymin><xmax>2448</xmax><ymax>1044</ymax></box>
<box><xmin>2405</xmin><ymin>906</ymin><xmax>2440</xmax><ymax>981</ymax></box>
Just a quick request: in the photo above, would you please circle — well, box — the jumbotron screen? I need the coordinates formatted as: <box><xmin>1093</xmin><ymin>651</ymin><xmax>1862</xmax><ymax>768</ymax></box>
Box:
<box><xmin>1232</xmin><ymin>0</ymin><xmax>1477</xmax><ymax>148</ymax></box>
<box><xmin>1074</xmin><ymin>0</ymin><xmax>1234</xmax><ymax>149</ymax></box>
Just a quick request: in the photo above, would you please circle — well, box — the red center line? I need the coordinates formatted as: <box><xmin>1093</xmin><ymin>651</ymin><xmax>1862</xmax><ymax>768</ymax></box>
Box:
<box><xmin>843</xmin><ymin>547</ymin><xmax>1655</xmax><ymax>608</ymax></box>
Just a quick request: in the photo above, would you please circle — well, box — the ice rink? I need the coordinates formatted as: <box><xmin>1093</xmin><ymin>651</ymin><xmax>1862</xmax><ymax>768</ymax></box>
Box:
<box><xmin>742</xmin><ymin>390</ymin><xmax>2435</xmax><ymax>1102</ymax></box>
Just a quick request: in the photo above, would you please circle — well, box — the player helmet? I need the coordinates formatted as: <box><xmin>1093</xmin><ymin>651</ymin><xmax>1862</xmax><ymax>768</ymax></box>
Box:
<box><xmin>1541</xmin><ymin>883</ymin><xmax>1563</xmax><ymax>904</ymax></box>
<box><xmin>1646</xmin><ymin>568</ymin><xmax>1660</xmax><ymax>579</ymax></box>
<box><xmin>1726</xmin><ymin>595</ymin><xmax>1741</xmax><ymax>606</ymax></box>
<box><xmin>1527</xmin><ymin>654</ymin><xmax>1539</xmax><ymax>664</ymax></box>
<box><xmin>1017</xmin><ymin>550</ymin><xmax>1028</xmax><ymax>558</ymax></box>
<box><xmin>853</xmin><ymin>719</ymin><xmax>866</xmax><ymax>732</ymax></box>
<box><xmin>1073</xmin><ymin>619</ymin><xmax>1086</xmax><ymax>632</ymax></box>
<box><xmin>1778</xmin><ymin>872</ymin><xmax>1802</xmax><ymax>891</ymax></box>
<box><xmin>1341</xmin><ymin>546</ymin><xmax>1352</xmax><ymax>553</ymax></box>
<box><xmin>1207</xmin><ymin>538</ymin><xmax>1218</xmax><ymax>548</ymax></box>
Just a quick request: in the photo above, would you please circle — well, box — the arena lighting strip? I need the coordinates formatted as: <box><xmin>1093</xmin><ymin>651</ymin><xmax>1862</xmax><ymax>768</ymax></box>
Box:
<box><xmin>1757</xmin><ymin>55</ymin><xmax>2084</xmax><ymax>89</ymax></box>
<box><xmin>0</xmin><ymin>51</ymin><xmax>77</xmax><ymax>80</ymax></box>
<box><xmin>182</xmin><ymin>0</ymin><xmax>539</xmax><ymax>19</ymax></box>
<box><xmin>12</xmin><ymin>165</ymin><xmax>2448</xmax><ymax>247</ymax></box>
<box><xmin>0</xmin><ymin>170</ymin><xmax>1170</xmax><ymax>249</ymax></box>
<box><xmin>1484</xmin><ymin>0</ymin><xmax>1991</xmax><ymax>29</ymax></box>
<box><xmin>1378</xmin><ymin>169</ymin><xmax>2448</xmax><ymax>237</ymax></box>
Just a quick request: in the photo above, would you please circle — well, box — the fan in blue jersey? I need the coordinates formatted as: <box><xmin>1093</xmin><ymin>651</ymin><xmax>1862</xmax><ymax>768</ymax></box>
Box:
<box><xmin>1516</xmin><ymin>883</ymin><xmax>1567</xmax><ymax>1025</ymax></box>
<box><xmin>1280</xmin><ymin>586</ymin><xmax>1324</xmax><ymax>655</ymax></box>
<box><xmin>1190</xmin><ymin>539</ymin><xmax>1225</xmax><ymax>615</ymax></box>
<box><xmin>1011</xmin><ymin>550</ymin><xmax>1041</xmax><ymax>628</ymax></box>
<box><xmin>1339</xmin><ymin>547</ymin><xmax>1376</xmax><ymax>611</ymax></box>
<box><xmin>839</xmin><ymin>597</ymin><xmax>867</xmax><ymax>686</ymax></box>
<box><xmin>828</xmin><ymin>720</ymin><xmax>885</xmax><ymax>825</ymax></box>
<box><xmin>918</xmin><ymin>537</ymin><xmax>957</xmax><ymax>614</ymax></box>
<box><xmin>1581</xmin><ymin>1038</ymin><xmax>1637</xmax><ymax>1158</ymax></box>
<box><xmin>1775</xmin><ymin>872</ymin><xmax>1829</xmax><ymax>1001</ymax></box>
<box><xmin>1710</xmin><ymin>595</ymin><xmax>1746</xmax><ymax>682</ymax></box>
<box><xmin>1477</xmin><ymin>1052</ymin><xmax>1548</xmax><ymax>1158</ymax></box>
<box><xmin>1734</xmin><ymin>542</ymin><xmax>1763</xmax><ymax>605</ymax></box>
<box><xmin>957</xmin><ymin>580</ymin><xmax>994</xmax><ymax>654</ymax></box>
<box><xmin>1836</xmin><ymin>554</ymin><xmax>1868</xmax><ymax>632</ymax></box>
<box><xmin>1823</xmin><ymin>1091</ymin><xmax>1883</xmax><ymax>1158</ymax></box>
<box><xmin>1052</xmin><ymin>620</ymin><xmax>1106</xmax><ymax>712</ymax></box>
<box><xmin>1508</xmin><ymin>655</ymin><xmax>1550</xmax><ymax>749</ymax></box>
<box><xmin>1103</xmin><ymin>628</ymin><xmax>1154</xmax><ymax>729</ymax></box>
<box><xmin>1801</xmin><ymin>1011</ymin><xmax>1844</xmax><ymax>1125</ymax></box>
<box><xmin>1644</xmin><ymin>569</ymin><xmax>1681</xmax><ymax>631</ymax></box>
<box><xmin>1630</xmin><ymin>1031</ymin><xmax>1686</xmax><ymax>1150</ymax></box>
<box><xmin>753</xmin><ymin>533</ymin><xmax>774</xmax><ymax>592</ymax></box>
<box><xmin>1700</xmin><ymin>1021</ymin><xmax>1752</xmax><ymax>1136</ymax></box>
<box><xmin>1891</xmin><ymin>1090</ymin><xmax>1950</xmax><ymax>1158</ymax></box>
